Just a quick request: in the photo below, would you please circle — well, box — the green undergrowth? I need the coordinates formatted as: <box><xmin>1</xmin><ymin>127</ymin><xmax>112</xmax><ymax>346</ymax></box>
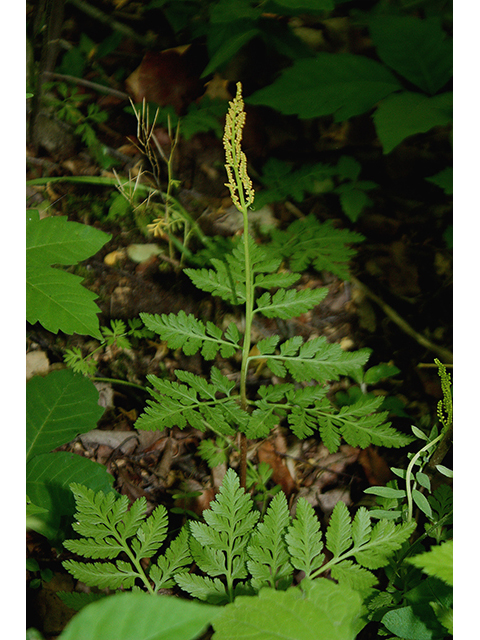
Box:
<box><xmin>26</xmin><ymin>82</ymin><xmax>452</xmax><ymax>640</ymax></box>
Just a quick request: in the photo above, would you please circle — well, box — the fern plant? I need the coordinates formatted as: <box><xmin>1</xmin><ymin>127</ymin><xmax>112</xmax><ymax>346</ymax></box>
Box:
<box><xmin>134</xmin><ymin>83</ymin><xmax>412</xmax><ymax>486</ymax></box>
<box><xmin>63</xmin><ymin>469</ymin><xmax>415</xmax><ymax>609</ymax></box>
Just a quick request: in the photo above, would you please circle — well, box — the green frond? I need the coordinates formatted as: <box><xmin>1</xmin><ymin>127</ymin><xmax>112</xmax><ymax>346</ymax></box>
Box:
<box><xmin>268</xmin><ymin>215</ymin><xmax>364</xmax><ymax>281</ymax></box>
<box><xmin>149</xmin><ymin>526</ymin><xmax>192</xmax><ymax>591</ymax></box>
<box><xmin>286</xmin><ymin>498</ymin><xmax>325</xmax><ymax>578</ymax></box>
<box><xmin>255</xmin><ymin>288</ymin><xmax>327</xmax><ymax>320</ymax></box>
<box><xmin>247</xmin><ymin>492</ymin><xmax>293</xmax><ymax>590</ymax></box>
<box><xmin>326</xmin><ymin>501</ymin><xmax>353</xmax><ymax>557</ymax></box>
<box><xmin>174</xmin><ymin>573</ymin><xmax>228</xmax><ymax>605</ymax></box>
<box><xmin>131</xmin><ymin>504</ymin><xmax>169</xmax><ymax>559</ymax></box>
<box><xmin>62</xmin><ymin>559</ymin><xmax>138</xmax><ymax>590</ymax></box>
<box><xmin>140</xmin><ymin>310</ymin><xmax>237</xmax><ymax>360</ymax></box>
<box><xmin>353</xmin><ymin>520</ymin><xmax>416</xmax><ymax>570</ymax></box>
<box><xmin>330</xmin><ymin>560</ymin><xmax>378</xmax><ymax>592</ymax></box>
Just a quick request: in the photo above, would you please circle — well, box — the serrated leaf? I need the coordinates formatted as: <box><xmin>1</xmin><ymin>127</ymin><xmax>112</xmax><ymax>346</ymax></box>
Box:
<box><xmin>286</xmin><ymin>499</ymin><xmax>324</xmax><ymax>577</ymax></box>
<box><xmin>62</xmin><ymin>559</ymin><xmax>138</xmax><ymax>590</ymax></box>
<box><xmin>330</xmin><ymin>560</ymin><xmax>378</xmax><ymax>593</ymax></box>
<box><xmin>269</xmin><ymin>216</ymin><xmax>364</xmax><ymax>281</ymax></box>
<box><xmin>353</xmin><ymin>520</ymin><xmax>416</xmax><ymax>570</ymax></box>
<box><xmin>187</xmin><ymin>470</ymin><xmax>259</xmax><ymax>599</ymax></box>
<box><xmin>27</xmin><ymin>369</ymin><xmax>104</xmax><ymax>462</ymax></box>
<box><xmin>244</xmin><ymin>407</ymin><xmax>278</xmax><ymax>439</ymax></box>
<box><xmin>26</xmin><ymin>453</ymin><xmax>117</xmax><ymax>542</ymax></box>
<box><xmin>150</xmin><ymin>526</ymin><xmax>192</xmax><ymax>590</ymax></box>
<box><xmin>26</xmin><ymin>212</ymin><xmax>110</xmax><ymax>338</ymax></box>
<box><xmin>326</xmin><ymin>501</ymin><xmax>352</xmax><ymax>557</ymax></box>
<box><xmin>407</xmin><ymin>540</ymin><xmax>453</xmax><ymax>586</ymax></box>
<box><xmin>351</xmin><ymin>508</ymin><xmax>372</xmax><ymax>548</ymax></box>
<box><xmin>255</xmin><ymin>287</ymin><xmax>326</xmax><ymax>319</ymax></box>
<box><xmin>58</xmin><ymin>592</ymin><xmax>219</xmax><ymax>640</ymax></box>
<box><xmin>247</xmin><ymin>492</ymin><xmax>292</xmax><ymax>590</ymax></box>
<box><xmin>260</xmin><ymin>337</ymin><xmax>371</xmax><ymax>383</ymax></box>
<box><xmin>132</xmin><ymin>504</ymin><xmax>169</xmax><ymax>559</ymax></box>
<box><xmin>184</xmin><ymin>263</ymin><xmax>245</xmax><ymax>305</ymax></box>
<box><xmin>254</xmin><ymin>271</ymin><xmax>300</xmax><ymax>290</ymax></box>
<box><xmin>140</xmin><ymin>311</ymin><xmax>234</xmax><ymax>360</ymax></box>
<box><xmin>248</xmin><ymin>52</ymin><xmax>402</xmax><ymax>121</ymax></box>
<box><xmin>175</xmin><ymin>572</ymin><xmax>228</xmax><ymax>604</ymax></box>
<box><xmin>212</xmin><ymin>581</ymin><xmax>363</xmax><ymax>640</ymax></box>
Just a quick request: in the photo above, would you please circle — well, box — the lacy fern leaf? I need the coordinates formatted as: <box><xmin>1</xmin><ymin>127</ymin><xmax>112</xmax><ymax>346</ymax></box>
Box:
<box><xmin>285</xmin><ymin>498</ymin><xmax>325</xmax><ymax>578</ymax></box>
<box><xmin>62</xmin><ymin>484</ymin><xmax>192</xmax><ymax>595</ymax></box>
<box><xmin>176</xmin><ymin>469</ymin><xmax>259</xmax><ymax>603</ymax></box>
<box><xmin>247</xmin><ymin>492</ymin><xmax>292</xmax><ymax>590</ymax></box>
<box><xmin>140</xmin><ymin>310</ymin><xmax>239</xmax><ymax>360</ymax></box>
<box><xmin>135</xmin><ymin>368</ymin><xmax>246</xmax><ymax>434</ymax></box>
<box><xmin>269</xmin><ymin>215</ymin><xmax>364</xmax><ymax>280</ymax></box>
<box><xmin>255</xmin><ymin>336</ymin><xmax>371</xmax><ymax>382</ymax></box>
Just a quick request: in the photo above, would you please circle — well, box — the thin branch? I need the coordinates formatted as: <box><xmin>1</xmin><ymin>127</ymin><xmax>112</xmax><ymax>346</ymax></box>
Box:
<box><xmin>351</xmin><ymin>276</ymin><xmax>453</xmax><ymax>364</ymax></box>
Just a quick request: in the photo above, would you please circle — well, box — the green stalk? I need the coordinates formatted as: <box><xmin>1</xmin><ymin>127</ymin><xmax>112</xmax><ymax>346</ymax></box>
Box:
<box><xmin>405</xmin><ymin>433</ymin><xmax>442</xmax><ymax>522</ymax></box>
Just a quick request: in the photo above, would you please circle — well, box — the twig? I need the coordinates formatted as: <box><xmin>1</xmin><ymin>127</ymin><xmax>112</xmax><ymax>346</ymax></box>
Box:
<box><xmin>351</xmin><ymin>276</ymin><xmax>453</xmax><ymax>364</ymax></box>
<box><xmin>67</xmin><ymin>0</ymin><xmax>155</xmax><ymax>47</ymax></box>
<box><xmin>43</xmin><ymin>71</ymin><xmax>129</xmax><ymax>100</ymax></box>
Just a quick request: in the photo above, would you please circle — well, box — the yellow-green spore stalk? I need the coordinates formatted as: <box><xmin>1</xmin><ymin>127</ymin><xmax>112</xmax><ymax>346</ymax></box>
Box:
<box><xmin>223</xmin><ymin>83</ymin><xmax>255</xmax><ymax>214</ymax></box>
<box><xmin>223</xmin><ymin>82</ymin><xmax>255</xmax><ymax>487</ymax></box>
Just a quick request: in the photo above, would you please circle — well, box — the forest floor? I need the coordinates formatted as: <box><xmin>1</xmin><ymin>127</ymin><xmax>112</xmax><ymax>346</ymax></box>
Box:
<box><xmin>26</xmin><ymin>3</ymin><xmax>452</xmax><ymax>637</ymax></box>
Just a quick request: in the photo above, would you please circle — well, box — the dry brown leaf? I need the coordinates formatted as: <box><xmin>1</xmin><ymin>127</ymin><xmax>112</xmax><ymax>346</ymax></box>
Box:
<box><xmin>257</xmin><ymin>440</ymin><xmax>297</xmax><ymax>495</ymax></box>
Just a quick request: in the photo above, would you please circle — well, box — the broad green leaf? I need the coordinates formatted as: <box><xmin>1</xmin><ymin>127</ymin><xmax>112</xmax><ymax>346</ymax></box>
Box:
<box><xmin>369</xmin><ymin>16</ymin><xmax>452</xmax><ymax>95</ymax></box>
<box><xmin>58</xmin><ymin>592</ymin><xmax>220</xmax><ymax>640</ymax></box>
<box><xmin>374</xmin><ymin>91</ymin><xmax>452</xmax><ymax>154</ymax></box>
<box><xmin>364</xmin><ymin>486</ymin><xmax>407</xmax><ymax>499</ymax></box>
<box><xmin>248</xmin><ymin>53</ymin><xmax>402</xmax><ymax>121</ymax></box>
<box><xmin>382</xmin><ymin>604</ymin><xmax>447</xmax><ymax>640</ymax></box>
<box><xmin>407</xmin><ymin>540</ymin><xmax>453</xmax><ymax>586</ymax></box>
<box><xmin>203</xmin><ymin>27</ymin><xmax>260</xmax><ymax>77</ymax></box>
<box><xmin>336</xmin><ymin>184</ymin><xmax>372</xmax><ymax>222</ymax></box>
<box><xmin>26</xmin><ymin>452</ymin><xmax>117</xmax><ymax>541</ymax></box>
<box><xmin>26</xmin><ymin>211</ymin><xmax>110</xmax><ymax>338</ymax></box>
<box><xmin>212</xmin><ymin>581</ymin><xmax>363</xmax><ymax>640</ymax></box>
<box><xmin>364</xmin><ymin>363</ymin><xmax>400</xmax><ymax>385</ymax></box>
<box><xmin>27</xmin><ymin>369</ymin><xmax>104</xmax><ymax>462</ymax></box>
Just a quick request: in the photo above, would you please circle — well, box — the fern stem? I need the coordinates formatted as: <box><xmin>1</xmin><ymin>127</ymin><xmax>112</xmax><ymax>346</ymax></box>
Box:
<box><xmin>405</xmin><ymin>433</ymin><xmax>442</xmax><ymax>522</ymax></box>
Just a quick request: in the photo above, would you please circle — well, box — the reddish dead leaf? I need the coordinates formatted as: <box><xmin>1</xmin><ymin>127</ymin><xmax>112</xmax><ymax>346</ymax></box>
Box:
<box><xmin>257</xmin><ymin>440</ymin><xmax>297</xmax><ymax>496</ymax></box>
<box><xmin>358</xmin><ymin>446</ymin><xmax>392</xmax><ymax>486</ymax></box>
<box><xmin>125</xmin><ymin>46</ymin><xmax>206</xmax><ymax>113</ymax></box>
